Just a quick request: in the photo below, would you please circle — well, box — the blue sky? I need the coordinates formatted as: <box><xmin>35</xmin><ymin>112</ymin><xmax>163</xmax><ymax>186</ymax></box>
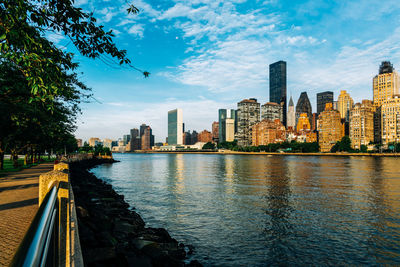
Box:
<box><xmin>53</xmin><ymin>0</ymin><xmax>400</xmax><ymax>142</ymax></box>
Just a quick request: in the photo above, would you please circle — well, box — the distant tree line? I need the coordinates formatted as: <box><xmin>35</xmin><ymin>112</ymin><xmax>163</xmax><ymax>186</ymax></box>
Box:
<box><xmin>0</xmin><ymin>0</ymin><xmax>142</xmax><ymax>169</ymax></box>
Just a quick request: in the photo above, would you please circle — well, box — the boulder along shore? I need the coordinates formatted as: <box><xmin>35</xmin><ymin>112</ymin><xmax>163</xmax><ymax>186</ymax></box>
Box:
<box><xmin>70</xmin><ymin>159</ymin><xmax>202</xmax><ymax>267</ymax></box>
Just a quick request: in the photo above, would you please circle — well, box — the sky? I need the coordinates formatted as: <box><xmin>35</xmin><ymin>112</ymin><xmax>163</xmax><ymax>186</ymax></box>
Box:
<box><xmin>53</xmin><ymin>0</ymin><xmax>400</xmax><ymax>142</ymax></box>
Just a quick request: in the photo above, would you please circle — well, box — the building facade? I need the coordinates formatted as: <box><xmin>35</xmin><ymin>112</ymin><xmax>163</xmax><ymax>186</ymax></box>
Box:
<box><xmin>317</xmin><ymin>91</ymin><xmax>334</xmax><ymax>115</ymax></box>
<box><xmin>168</xmin><ymin>109</ymin><xmax>183</xmax><ymax>145</ymax></box>
<box><xmin>76</xmin><ymin>139</ymin><xmax>83</xmax><ymax>147</ymax></box>
<box><xmin>269</xmin><ymin>61</ymin><xmax>287</xmax><ymax>126</ymax></box>
<box><xmin>218</xmin><ymin>109</ymin><xmax>236</xmax><ymax>143</ymax></box>
<box><xmin>212</xmin><ymin>122</ymin><xmax>219</xmax><ymax>143</ymax></box>
<box><xmin>236</xmin><ymin>98</ymin><xmax>260</xmax><ymax>146</ymax></box>
<box><xmin>88</xmin><ymin>137</ymin><xmax>100</xmax><ymax>147</ymax></box>
<box><xmin>141</xmin><ymin>126</ymin><xmax>152</xmax><ymax>150</ymax></box>
<box><xmin>130</xmin><ymin>128</ymin><xmax>141</xmax><ymax>151</ymax></box>
<box><xmin>350</xmin><ymin>100</ymin><xmax>374</xmax><ymax>149</ymax></box>
<box><xmin>296</xmin><ymin>92</ymin><xmax>312</xmax><ymax>126</ymax></box>
<box><xmin>373</xmin><ymin>61</ymin><xmax>400</xmax><ymax>108</ymax></box>
<box><xmin>252</xmin><ymin>119</ymin><xmax>286</xmax><ymax>146</ymax></box>
<box><xmin>198</xmin><ymin>130</ymin><xmax>212</xmax><ymax>143</ymax></box>
<box><xmin>287</xmin><ymin>96</ymin><xmax>295</xmax><ymax>129</ymax></box>
<box><xmin>381</xmin><ymin>95</ymin><xmax>400</xmax><ymax>144</ymax></box>
<box><xmin>261</xmin><ymin>102</ymin><xmax>282</xmax><ymax>122</ymax></box>
<box><xmin>296</xmin><ymin>113</ymin><xmax>311</xmax><ymax>132</ymax></box>
<box><xmin>337</xmin><ymin>90</ymin><xmax>354</xmax><ymax>122</ymax></box>
<box><xmin>318</xmin><ymin>103</ymin><xmax>344</xmax><ymax>152</ymax></box>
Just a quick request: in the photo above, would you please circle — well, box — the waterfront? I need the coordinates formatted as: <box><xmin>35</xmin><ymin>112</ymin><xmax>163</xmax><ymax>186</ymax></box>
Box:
<box><xmin>92</xmin><ymin>154</ymin><xmax>400</xmax><ymax>266</ymax></box>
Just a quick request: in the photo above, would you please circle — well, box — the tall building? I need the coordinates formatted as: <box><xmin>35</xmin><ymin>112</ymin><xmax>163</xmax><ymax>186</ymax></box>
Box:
<box><xmin>311</xmin><ymin>113</ymin><xmax>317</xmax><ymax>131</ymax></box>
<box><xmin>103</xmin><ymin>138</ymin><xmax>113</xmax><ymax>150</ymax></box>
<box><xmin>236</xmin><ymin>98</ymin><xmax>260</xmax><ymax>146</ymax></box>
<box><xmin>317</xmin><ymin>91</ymin><xmax>334</xmax><ymax>115</ymax></box>
<box><xmin>318</xmin><ymin>103</ymin><xmax>344</xmax><ymax>152</ymax></box>
<box><xmin>76</xmin><ymin>139</ymin><xmax>83</xmax><ymax>147</ymax></box>
<box><xmin>296</xmin><ymin>113</ymin><xmax>311</xmax><ymax>132</ymax></box>
<box><xmin>337</xmin><ymin>90</ymin><xmax>354</xmax><ymax>122</ymax></box>
<box><xmin>296</xmin><ymin>92</ymin><xmax>312</xmax><ymax>126</ymax></box>
<box><xmin>287</xmin><ymin>96</ymin><xmax>295</xmax><ymax>129</ymax></box>
<box><xmin>168</xmin><ymin>109</ymin><xmax>183</xmax><ymax>145</ymax></box>
<box><xmin>252</xmin><ymin>119</ymin><xmax>286</xmax><ymax>146</ymax></box>
<box><xmin>261</xmin><ymin>102</ymin><xmax>282</xmax><ymax>122</ymax></box>
<box><xmin>212</xmin><ymin>122</ymin><xmax>219</xmax><ymax>143</ymax></box>
<box><xmin>130</xmin><ymin>128</ymin><xmax>141</xmax><ymax>151</ymax></box>
<box><xmin>350</xmin><ymin>100</ymin><xmax>374</xmax><ymax>149</ymax></box>
<box><xmin>218</xmin><ymin>109</ymin><xmax>237</xmax><ymax>143</ymax></box>
<box><xmin>198</xmin><ymin>130</ymin><xmax>212</xmax><ymax>143</ymax></box>
<box><xmin>88</xmin><ymin>137</ymin><xmax>100</xmax><ymax>147</ymax></box>
<box><xmin>141</xmin><ymin>126</ymin><xmax>152</xmax><ymax>150</ymax></box>
<box><xmin>123</xmin><ymin>134</ymin><xmax>130</xmax><ymax>145</ymax></box>
<box><xmin>373</xmin><ymin>61</ymin><xmax>400</xmax><ymax>108</ymax></box>
<box><xmin>269</xmin><ymin>61</ymin><xmax>287</xmax><ymax>126</ymax></box>
<box><xmin>381</xmin><ymin>95</ymin><xmax>400</xmax><ymax>144</ymax></box>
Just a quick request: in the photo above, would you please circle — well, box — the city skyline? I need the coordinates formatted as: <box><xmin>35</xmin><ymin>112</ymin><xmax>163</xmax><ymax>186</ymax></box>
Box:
<box><xmin>71</xmin><ymin>0</ymin><xmax>400</xmax><ymax>142</ymax></box>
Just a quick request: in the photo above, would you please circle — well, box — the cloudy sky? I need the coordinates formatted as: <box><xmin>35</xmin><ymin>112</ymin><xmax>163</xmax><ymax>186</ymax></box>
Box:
<box><xmin>60</xmin><ymin>0</ymin><xmax>400</xmax><ymax>142</ymax></box>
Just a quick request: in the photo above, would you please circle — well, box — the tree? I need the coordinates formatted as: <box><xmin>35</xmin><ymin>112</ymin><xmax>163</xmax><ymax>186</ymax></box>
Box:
<box><xmin>331</xmin><ymin>136</ymin><xmax>352</xmax><ymax>152</ymax></box>
<box><xmin>202</xmin><ymin>142</ymin><xmax>216</xmax><ymax>150</ymax></box>
<box><xmin>0</xmin><ymin>0</ymin><xmax>146</xmax><ymax>168</ymax></box>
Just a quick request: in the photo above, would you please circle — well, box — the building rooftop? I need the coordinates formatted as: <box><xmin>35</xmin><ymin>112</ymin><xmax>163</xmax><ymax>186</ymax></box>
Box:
<box><xmin>262</xmin><ymin>102</ymin><xmax>280</xmax><ymax>106</ymax></box>
<box><xmin>239</xmin><ymin>98</ymin><xmax>258</xmax><ymax>104</ymax></box>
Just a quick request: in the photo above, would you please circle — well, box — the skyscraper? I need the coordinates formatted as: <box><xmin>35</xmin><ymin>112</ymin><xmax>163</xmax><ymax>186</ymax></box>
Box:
<box><xmin>269</xmin><ymin>61</ymin><xmax>287</xmax><ymax>126</ymax></box>
<box><xmin>295</xmin><ymin>92</ymin><xmax>312</xmax><ymax>126</ymax></box>
<box><xmin>381</xmin><ymin>95</ymin><xmax>400</xmax><ymax>144</ymax></box>
<box><xmin>168</xmin><ymin>109</ymin><xmax>183</xmax><ymax>145</ymax></box>
<box><xmin>261</xmin><ymin>102</ymin><xmax>282</xmax><ymax>122</ymax></box>
<box><xmin>141</xmin><ymin>126</ymin><xmax>152</xmax><ymax>150</ymax></box>
<box><xmin>373</xmin><ymin>61</ymin><xmax>400</xmax><ymax>107</ymax></box>
<box><xmin>287</xmin><ymin>96</ymin><xmax>295</xmax><ymax>129</ymax></box>
<box><xmin>130</xmin><ymin>128</ymin><xmax>141</xmax><ymax>151</ymax></box>
<box><xmin>236</xmin><ymin>98</ymin><xmax>260</xmax><ymax>146</ymax></box>
<box><xmin>337</xmin><ymin>90</ymin><xmax>354</xmax><ymax>122</ymax></box>
<box><xmin>350</xmin><ymin>100</ymin><xmax>374</xmax><ymax>149</ymax></box>
<box><xmin>317</xmin><ymin>91</ymin><xmax>334</xmax><ymax>115</ymax></box>
<box><xmin>218</xmin><ymin>109</ymin><xmax>236</xmax><ymax>143</ymax></box>
<box><xmin>212</xmin><ymin>122</ymin><xmax>219</xmax><ymax>143</ymax></box>
<box><xmin>318</xmin><ymin>103</ymin><xmax>344</xmax><ymax>152</ymax></box>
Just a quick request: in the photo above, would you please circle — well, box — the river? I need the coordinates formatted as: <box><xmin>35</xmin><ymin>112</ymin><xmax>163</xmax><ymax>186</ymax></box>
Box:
<box><xmin>91</xmin><ymin>153</ymin><xmax>400</xmax><ymax>266</ymax></box>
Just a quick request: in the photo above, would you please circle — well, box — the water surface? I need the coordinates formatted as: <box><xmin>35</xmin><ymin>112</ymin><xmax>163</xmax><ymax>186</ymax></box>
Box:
<box><xmin>92</xmin><ymin>154</ymin><xmax>400</xmax><ymax>266</ymax></box>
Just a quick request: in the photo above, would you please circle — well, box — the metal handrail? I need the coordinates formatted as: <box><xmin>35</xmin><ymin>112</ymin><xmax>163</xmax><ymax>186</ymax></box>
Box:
<box><xmin>11</xmin><ymin>181</ymin><xmax>60</xmax><ymax>267</ymax></box>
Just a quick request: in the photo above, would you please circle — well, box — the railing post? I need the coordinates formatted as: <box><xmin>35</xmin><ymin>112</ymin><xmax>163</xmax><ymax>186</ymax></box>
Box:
<box><xmin>39</xmin><ymin>163</ymin><xmax>70</xmax><ymax>266</ymax></box>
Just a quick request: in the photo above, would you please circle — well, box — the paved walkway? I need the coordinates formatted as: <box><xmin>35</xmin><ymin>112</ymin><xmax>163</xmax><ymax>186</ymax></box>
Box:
<box><xmin>0</xmin><ymin>163</ymin><xmax>53</xmax><ymax>266</ymax></box>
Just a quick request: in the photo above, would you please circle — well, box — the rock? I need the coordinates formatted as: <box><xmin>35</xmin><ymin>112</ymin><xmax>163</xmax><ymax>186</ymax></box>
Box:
<box><xmin>114</xmin><ymin>219</ymin><xmax>141</xmax><ymax>234</ymax></box>
<box><xmin>76</xmin><ymin>206</ymin><xmax>89</xmax><ymax>218</ymax></box>
<box><xmin>83</xmin><ymin>247</ymin><xmax>116</xmax><ymax>263</ymax></box>
<box><xmin>132</xmin><ymin>239</ymin><xmax>157</xmax><ymax>250</ymax></box>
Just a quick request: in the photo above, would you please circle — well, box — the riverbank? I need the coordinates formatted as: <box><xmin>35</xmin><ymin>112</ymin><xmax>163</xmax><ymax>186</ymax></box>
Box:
<box><xmin>69</xmin><ymin>158</ymin><xmax>201</xmax><ymax>266</ymax></box>
<box><xmin>123</xmin><ymin>151</ymin><xmax>400</xmax><ymax>157</ymax></box>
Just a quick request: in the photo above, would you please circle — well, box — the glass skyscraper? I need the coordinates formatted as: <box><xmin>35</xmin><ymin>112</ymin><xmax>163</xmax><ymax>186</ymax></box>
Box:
<box><xmin>317</xmin><ymin>91</ymin><xmax>334</xmax><ymax>115</ymax></box>
<box><xmin>168</xmin><ymin>109</ymin><xmax>183</xmax><ymax>145</ymax></box>
<box><xmin>269</xmin><ymin>61</ymin><xmax>287</xmax><ymax>127</ymax></box>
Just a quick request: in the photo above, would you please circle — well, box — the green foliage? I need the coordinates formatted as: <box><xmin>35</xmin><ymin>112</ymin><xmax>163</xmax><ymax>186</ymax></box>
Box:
<box><xmin>331</xmin><ymin>136</ymin><xmax>352</xmax><ymax>152</ymax></box>
<box><xmin>202</xmin><ymin>142</ymin><xmax>216</xmax><ymax>150</ymax></box>
<box><xmin>217</xmin><ymin>140</ymin><xmax>238</xmax><ymax>150</ymax></box>
<box><xmin>0</xmin><ymin>1</ymin><xmax>141</xmax><ymax>168</ymax></box>
<box><xmin>360</xmin><ymin>145</ymin><xmax>368</xmax><ymax>153</ymax></box>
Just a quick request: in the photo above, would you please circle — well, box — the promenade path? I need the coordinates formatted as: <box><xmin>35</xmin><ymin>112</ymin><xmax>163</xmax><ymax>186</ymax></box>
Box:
<box><xmin>0</xmin><ymin>163</ymin><xmax>53</xmax><ymax>266</ymax></box>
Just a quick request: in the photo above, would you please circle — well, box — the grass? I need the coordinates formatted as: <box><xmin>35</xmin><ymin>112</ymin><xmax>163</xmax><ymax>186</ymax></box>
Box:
<box><xmin>0</xmin><ymin>156</ymin><xmax>56</xmax><ymax>175</ymax></box>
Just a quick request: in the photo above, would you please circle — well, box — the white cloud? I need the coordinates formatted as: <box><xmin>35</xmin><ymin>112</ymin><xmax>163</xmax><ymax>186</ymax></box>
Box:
<box><xmin>127</xmin><ymin>24</ymin><xmax>145</xmax><ymax>38</ymax></box>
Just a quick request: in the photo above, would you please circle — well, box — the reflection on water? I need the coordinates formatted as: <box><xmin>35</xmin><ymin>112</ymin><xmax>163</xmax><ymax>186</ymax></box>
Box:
<box><xmin>92</xmin><ymin>154</ymin><xmax>400</xmax><ymax>266</ymax></box>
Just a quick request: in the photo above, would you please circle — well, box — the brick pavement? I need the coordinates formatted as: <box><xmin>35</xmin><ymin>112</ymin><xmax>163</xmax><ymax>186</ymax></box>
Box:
<box><xmin>0</xmin><ymin>163</ymin><xmax>53</xmax><ymax>266</ymax></box>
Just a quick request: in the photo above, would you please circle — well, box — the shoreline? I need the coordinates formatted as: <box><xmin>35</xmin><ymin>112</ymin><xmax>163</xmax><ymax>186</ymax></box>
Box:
<box><xmin>120</xmin><ymin>151</ymin><xmax>400</xmax><ymax>157</ymax></box>
<box><xmin>69</xmin><ymin>158</ymin><xmax>201</xmax><ymax>266</ymax></box>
